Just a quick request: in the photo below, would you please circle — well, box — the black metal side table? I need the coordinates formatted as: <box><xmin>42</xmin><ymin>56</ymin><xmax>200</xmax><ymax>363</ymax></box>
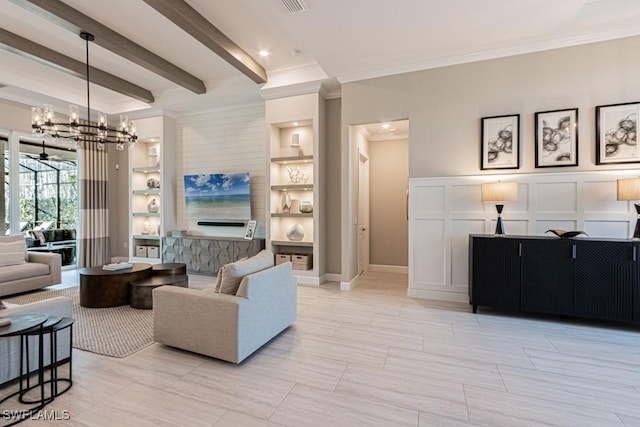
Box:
<box><xmin>21</xmin><ymin>317</ymin><xmax>74</xmax><ymax>403</ymax></box>
<box><xmin>0</xmin><ymin>313</ymin><xmax>48</xmax><ymax>426</ymax></box>
<box><xmin>48</xmin><ymin>317</ymin><xmax>73</xmax><ymax>398</ymax></box>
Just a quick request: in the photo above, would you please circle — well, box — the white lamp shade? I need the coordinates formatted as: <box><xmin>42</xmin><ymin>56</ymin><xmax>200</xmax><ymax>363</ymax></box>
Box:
<box><xmin>617</xmin><ymin>178</ymin><xmax>640</xmax><ymax>201</ymax></box>
<box><xmin>481</xmin><ymin>181</ymin><xmax>518</xmax><ymax>203</ymax></box>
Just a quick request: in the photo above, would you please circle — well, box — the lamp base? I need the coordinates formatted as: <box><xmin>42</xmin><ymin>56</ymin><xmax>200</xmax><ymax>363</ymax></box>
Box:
<box><xmin>494</xmin><ymin>204</ymin><xmax>505</xmax><ymax>235</ymax></box>
<box><xmin>633</xmin><ymin>203</ymin><xmax>640</xmax><ymax>239</ymax></box>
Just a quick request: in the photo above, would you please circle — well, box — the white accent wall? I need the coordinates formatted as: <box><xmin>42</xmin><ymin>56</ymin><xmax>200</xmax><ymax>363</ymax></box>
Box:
<box><xmin>175</xmin><ymin>103</ymin><xmax>266</xmax><ymax>237</ymax></box>
<box><xmin>409</xmin><ymin>170</ymin><xmax>640</xmax><ymax>302</ymax></box>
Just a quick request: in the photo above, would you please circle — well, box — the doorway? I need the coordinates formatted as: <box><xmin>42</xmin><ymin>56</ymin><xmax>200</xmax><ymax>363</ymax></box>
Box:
<box><xmin>353</xmin><ymin>119</ymin><xmax>409</xmax><ymax>282</ymax></box>
<box><xmin>357</xmin><ymin>149</ymin><xmax>369</xmax><ymax>275</ymax></box>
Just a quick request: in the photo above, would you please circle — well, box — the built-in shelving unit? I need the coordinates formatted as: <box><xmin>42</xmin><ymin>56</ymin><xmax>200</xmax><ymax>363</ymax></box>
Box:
<box><xmin>265</xmin><ymin>92</ymin><xmax>325</xmax><ymax>285</ymax></box>
<box><xmin>128</xmin><ymin>116</ymin><xmax>177</xmax><ymax>263</ymax></box>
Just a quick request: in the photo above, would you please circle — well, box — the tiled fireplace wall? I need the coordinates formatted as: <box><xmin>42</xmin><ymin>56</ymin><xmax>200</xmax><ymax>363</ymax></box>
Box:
<box><xmin>408</xmin><ymin>170</ymin><xmax>640</xmax><ymax>302</ymax></box>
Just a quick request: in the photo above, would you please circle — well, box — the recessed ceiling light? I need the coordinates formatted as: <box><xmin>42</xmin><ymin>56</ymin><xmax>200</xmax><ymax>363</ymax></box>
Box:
<box><xmin>259</xmin><ymin>50</ymin><xmax>270</xmax><ymax>57</ymax></box>
<box><xmin>381</xmin><ymin>123</ymin><xmax>390</xmax><ymax>129</ymax></box>
<box><xmin>293</xmin><ymin>121</ymin><xmax>298</xmax><ymax>126</ymax></box>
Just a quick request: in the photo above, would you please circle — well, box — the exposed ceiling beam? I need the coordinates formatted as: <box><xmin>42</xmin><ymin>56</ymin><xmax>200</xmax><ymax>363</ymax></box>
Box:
<box><xmin>142</xmin><ymin>0</ymin><xmax>267</xmax><ymax>84</ymax></box>
<box><xmin>0</xmin><ymin>28</ymin><xmax>155</xmax><ymax>104</ymax></box>
<box><xmin>11</xmin><ymin>0</ymin><xmax>207</xmax><ymax>94</ymax></box>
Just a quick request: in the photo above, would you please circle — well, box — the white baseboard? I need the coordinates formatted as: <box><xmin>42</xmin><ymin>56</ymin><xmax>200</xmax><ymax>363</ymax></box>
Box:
<box><xmin>368</xmin><ymin>264</ymin><xmax>408</xmax><ymax>274</ymax></box>
<box><xmin>407</xmin><ymin>288</ymin><xmax>468</xmax><ymax>303</ymax></box>
<box><xmin>340</xmin><ymin>276</ymin><xmax>358</xmax><ymax>291</ymax></box>
<box><xmin>322</xmin><ymin>273</ymin><xmax>342</xmax><ymax>283</ymax></box>
<box><xmin>296</xmin><ymin>275</ymin><xmax>320</xmax><ymax>286</ymax></box>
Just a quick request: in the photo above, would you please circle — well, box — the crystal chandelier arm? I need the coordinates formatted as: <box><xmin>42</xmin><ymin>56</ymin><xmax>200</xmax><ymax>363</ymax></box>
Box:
<box><xmin>31</xmin><ymin>31</ymin><xmax>137</xmax><ymax>149</ymax></box>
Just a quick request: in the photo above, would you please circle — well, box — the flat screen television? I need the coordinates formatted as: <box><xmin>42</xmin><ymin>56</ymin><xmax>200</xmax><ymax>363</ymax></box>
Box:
<box><xmin>184</xmin><ymin>172</ymin><xmax>251</xmax><ymax>221</ymax></box>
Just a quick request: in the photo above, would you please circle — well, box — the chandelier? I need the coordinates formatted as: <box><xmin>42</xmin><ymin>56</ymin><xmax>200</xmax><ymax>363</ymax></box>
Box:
<box><xmin>30</xmin><ymin>32</ymin><xmax>137</xmax><ymax>151</ymax></box>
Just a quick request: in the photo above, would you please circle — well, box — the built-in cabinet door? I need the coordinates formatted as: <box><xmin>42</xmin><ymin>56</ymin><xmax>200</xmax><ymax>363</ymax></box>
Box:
<box><xmin>520</xmin><ymin>239</ymin><xmax>574</xmax><ymax>315</ymax></box>
<box><xmin>234</xmin><ymin>240</ymin><xmax>259</xmax><ymax>260</ymax></box>
<box><xmin>470</xmin><ymin>237</ymin><xmax>521</xmax><ymax>312</ymax></box>
<box><xmin>214</xmin><ymin>240</ymin><xmax>234</xmax><ymax>274</ymax></box>
<box><xmin>574</xmin><ymin>240</ymin><xmax>635</xmax><ymax>322</ymax></box>
<box><xmin>635</xmin><ymin>243</ymin><xmax>640</xmax><ymax>322</ymax></box>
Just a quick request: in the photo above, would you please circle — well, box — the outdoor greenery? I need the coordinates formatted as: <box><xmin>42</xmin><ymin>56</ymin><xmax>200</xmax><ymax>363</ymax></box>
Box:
<box><xmin>19</xmin><ymin>158</ymin><xmax>78</xmax><ymax>230</ymax></box>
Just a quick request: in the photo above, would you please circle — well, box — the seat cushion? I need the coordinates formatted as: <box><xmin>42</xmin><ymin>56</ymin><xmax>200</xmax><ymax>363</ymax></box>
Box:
<box><xmin>0</xmin><ymin>262</ymin><xmax>50</xmax><ymax>282</ymax></box>
<box><xmin>0</xmin><ymin>235</ymin><xmax>27</xmax><ymax>267</ymax></box>
<box><xmin>218</xmin><ymin>250</ymin><xmax>274</xmax><ymax>295</ymax></box>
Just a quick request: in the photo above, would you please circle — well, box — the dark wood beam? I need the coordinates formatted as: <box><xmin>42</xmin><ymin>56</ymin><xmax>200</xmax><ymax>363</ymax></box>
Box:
<box><xmin>142</xmin><ymin>0</ymin><xmax>267</xmax><ymax>84</ymax></box>
<box><xmin>0</xmin><ymin>28</ymin><xmax>155</xmax><ymax>103</ymax></box>
<box><xmin>11</xmin><ymin>0</ymin><xmax>207</xmax><ymax>94</ymax></box>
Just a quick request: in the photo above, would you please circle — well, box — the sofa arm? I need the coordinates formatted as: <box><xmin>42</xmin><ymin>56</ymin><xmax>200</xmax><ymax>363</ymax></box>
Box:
<box><xmin>3</xmin><ymin>296</ymin><xmax>72</xmax><ymax>318</ymax></box>
<box><xmin>27</xmin><ymin>251</ymin><xmax>62</xmax><ymax>285</ymax></box>
<box><xmin>152</xmin><ymin>286</ymin><xmax>248</xmax><ymax>362</ymax></box>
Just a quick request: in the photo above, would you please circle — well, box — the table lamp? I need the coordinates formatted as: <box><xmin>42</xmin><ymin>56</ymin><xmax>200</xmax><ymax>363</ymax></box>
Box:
<box><xmin>617</xmin><ymin>177</ymin><xmax>640</xmax><ymax>239</ymax></box>
<box><xmin>481</xmin><ymin>181</ymin><xmax>518</xmax><ymax>235</ymax></box>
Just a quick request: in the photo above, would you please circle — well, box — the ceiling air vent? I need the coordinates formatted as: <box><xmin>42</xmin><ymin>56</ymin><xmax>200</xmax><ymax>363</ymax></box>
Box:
<box><xmin>280</xmin><ymin>0</ymin><xmax>307</xmax><ymax>14</ymax></box>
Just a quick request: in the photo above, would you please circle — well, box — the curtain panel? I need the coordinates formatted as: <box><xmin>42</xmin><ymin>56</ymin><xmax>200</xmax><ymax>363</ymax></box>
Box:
<box><xmin>78</xmin><ymin>142</ymin><xmax>110</xmax><ymax>267</ymax></box>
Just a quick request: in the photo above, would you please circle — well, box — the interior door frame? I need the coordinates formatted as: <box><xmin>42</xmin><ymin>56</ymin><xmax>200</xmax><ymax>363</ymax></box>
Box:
<box><xmin>357</xmin><ymin>148</ymin><xmax>370</xmax><ymax>275</ymax></box>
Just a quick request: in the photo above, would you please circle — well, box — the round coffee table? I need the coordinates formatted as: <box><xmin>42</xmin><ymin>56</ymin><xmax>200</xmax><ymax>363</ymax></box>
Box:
<box><xmin>79</xmin><ymin>263</ymin><xmax>152</xmax><ymax>308</ymax></box>
<box><xmin>151</xmin><ymin>263</ymin><xmax>187</xmax><ymax>276</ymax></box>
<box><xmin>129</xmin><ymin>274</ymin><xmax>189</xmax><ymax>309</ymax></box>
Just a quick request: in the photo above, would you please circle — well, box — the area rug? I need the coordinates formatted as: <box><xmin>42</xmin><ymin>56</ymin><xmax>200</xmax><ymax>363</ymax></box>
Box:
<box><xmin>5</xmin><ymin>286</ymin><xmax>153</xmax><ymax>358</ymax></box>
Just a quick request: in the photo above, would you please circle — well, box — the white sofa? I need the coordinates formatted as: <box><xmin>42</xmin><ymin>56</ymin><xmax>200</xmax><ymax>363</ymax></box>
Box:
<box><xmin>0</xmin><ymin>296</ymin><xmax>73</xmax><ymax>385</ymax></box>
<box><xmin>153</xmin><ymin>262</ymin><xmax>297</xmax><ymax>363</ymax></box>
<box><xmin>0</xmin><ymin>235</ymin><xmax>62</xmax><ymax>298</ymax></box>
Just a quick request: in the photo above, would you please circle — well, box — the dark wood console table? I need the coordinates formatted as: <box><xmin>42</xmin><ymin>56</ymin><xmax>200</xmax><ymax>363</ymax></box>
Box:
<box><xmin>469</xmin><ymin>234</ymin><xmax>640</xmax><ymax>324</ymax></box>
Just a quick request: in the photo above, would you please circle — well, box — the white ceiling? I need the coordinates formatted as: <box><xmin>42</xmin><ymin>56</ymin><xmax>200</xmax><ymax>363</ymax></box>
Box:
<box><xmin>1</xmin><ymin>0</ymin><xmax>640</xmax><ymax>117</ymax></box>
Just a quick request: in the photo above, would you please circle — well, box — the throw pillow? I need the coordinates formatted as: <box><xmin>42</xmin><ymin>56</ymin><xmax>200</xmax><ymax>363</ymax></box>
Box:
<box><xmin>215</xmin><ymin>257</ymin><xmax>247</xmax><ymax>293</ymax></box>
<box><xmin>0</xmin><ymin>300</ymin><xmax>6</xmax><ymax>310</ymax></box>
<box><xmin>0</xmin><ymin>235</ymin><xmax>27</xmax><ymax>267</ymax></box>
<box><xmin>218</xmin><ymin>250</ymin><xmax>274</xmax><ymax>295</ymax></box>
<box><xmin>214</xmin><ymin>268</ymin><xmax>223</xmax><ymax>292</ymax></box>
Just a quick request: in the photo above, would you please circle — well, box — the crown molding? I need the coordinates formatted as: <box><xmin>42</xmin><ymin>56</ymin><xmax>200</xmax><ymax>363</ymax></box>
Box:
<box><xmin>337</xmin><ymin>27</ymin><xmax>640</xmax><ymax>84</ymax></box>
<box><xmin>324</xmin><ymin>88</ymin><xmax>341</xmax><ymax>99</ymax></box>
<box><xmin>260</xmin><ymin>80</ymin><xmax>324</xmax><ymax>100</ymax></box>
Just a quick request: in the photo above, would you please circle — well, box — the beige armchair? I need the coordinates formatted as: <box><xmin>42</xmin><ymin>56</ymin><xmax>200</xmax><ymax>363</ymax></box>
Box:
<box><xmin>153</xmin><ymin>262</ymin><xmax>297</xmax><ymax>363</ymax></box>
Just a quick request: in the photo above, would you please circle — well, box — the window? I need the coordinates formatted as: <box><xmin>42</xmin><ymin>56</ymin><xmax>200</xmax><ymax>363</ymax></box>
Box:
<box><xmin>19</xmin><ymin>141</ymin><xmax>78</xmax><ymax>231</ymax></box>
<box><xmin>1</xmin><ymin>137</ymin><xmax>8</xmax><ymax>234</ymax></box>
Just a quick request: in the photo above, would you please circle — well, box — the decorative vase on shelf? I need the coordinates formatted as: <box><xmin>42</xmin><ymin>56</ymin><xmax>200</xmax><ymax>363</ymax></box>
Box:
<box><xmin>299</xmin><ymin>201</ymin><xmax>313</xmax><ymax>213</ymax></box>
<box><xmin>142</xmin><ymin>220</ymin><xmax>150</xmax><ymax>235</ymax></box>
<box><xmin>281</xmin><ymin>192</ymin><xmax>292</xmax><ymax>213</ymax></box>
<box><xmin>147</xmin><ymin>177</ymin><xmax>160</xmax><ymax>189</ymax></box>
<box><xmin>286</xmin><ymin>223</ymin><xmax>304</xmax><ymax>241</ymax></box>
<box><xmin>147</xmin><ymin>198</ymin><xmax>160</xmax><ymax>213</ymax></box>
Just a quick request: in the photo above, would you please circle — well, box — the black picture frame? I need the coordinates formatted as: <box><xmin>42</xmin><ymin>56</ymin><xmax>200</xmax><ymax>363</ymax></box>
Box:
<box><xmin>535</xmin><ymin>108</ymin><xmax>579</xmax><ymax>168</ymax></box>
<box><xmin>480</xmin><ymin>114</ymin><xmax>520</xmax><ymax>170</ymax></box>
<box><xmin>595</xmin><ymin>101</ymin><xmax>640</xmax><ymax>165</ymax></box>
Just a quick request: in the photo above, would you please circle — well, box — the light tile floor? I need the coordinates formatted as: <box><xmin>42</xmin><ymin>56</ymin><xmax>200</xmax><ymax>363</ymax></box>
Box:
<box><xmin>3</xmin><ymin>270</ymin><xmax>640</xmax><ymax>426</ymax></box>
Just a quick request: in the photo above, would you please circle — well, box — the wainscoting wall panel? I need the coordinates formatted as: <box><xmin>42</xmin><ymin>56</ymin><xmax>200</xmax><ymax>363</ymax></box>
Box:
<box><xmin>408</xmin><ymin>170</ymin><xmax>640</xmax><ymax>302</ymax></box>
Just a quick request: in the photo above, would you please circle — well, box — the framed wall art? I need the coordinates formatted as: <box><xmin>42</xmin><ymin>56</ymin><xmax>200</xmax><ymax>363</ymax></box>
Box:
<box><xmin>596</xmin><ymin>101</ymin><xmax>640</xmax><ymax>165</ymax></box>
<box><xmin>535</xmin><ymin>108</ymin><xmax>578</xmax><ymax>168</ymax></box>
<box><xmin>244</xmin><ymin>220</ymin><xmax>257</xmax><ymax>240</ymax></box>
<box><xmin>480</xmin><ymin>114</ymin><xmax>519</xmax><ymax>170</ymax></box>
